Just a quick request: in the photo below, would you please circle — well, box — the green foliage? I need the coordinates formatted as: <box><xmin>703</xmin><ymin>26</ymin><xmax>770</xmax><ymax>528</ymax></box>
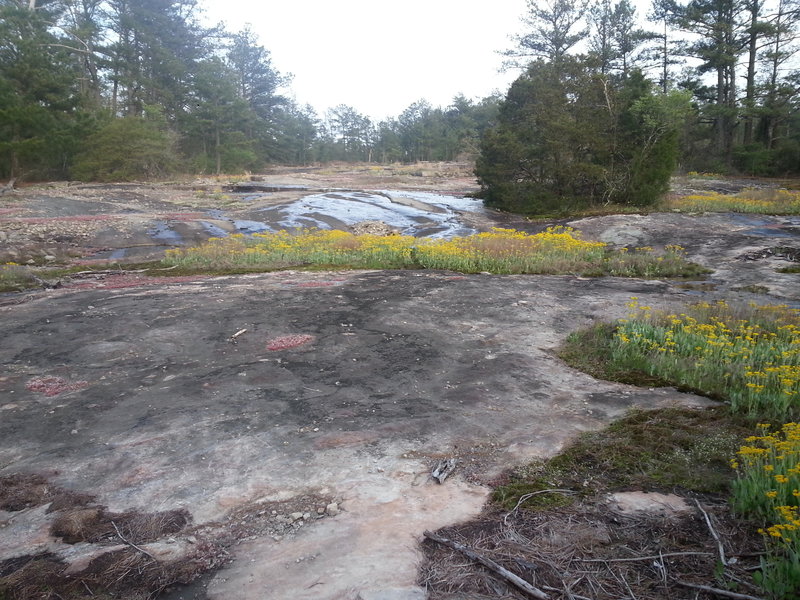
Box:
<box><xmin>579</xmin><ymin>299</ymin><xmax>800</xmax><ymax>421</ymax></box>
<box><xmin>476</xmin><ymin>59</ymin><xmax>689</xmax><ymax>214</ymax></box>
<box><xmin>72</xmin><ymin>117</ymin><xmax>179</xmax><ymax>181</ymax></box>
<box><xmin>0</xmin><ymin>3</ymin><xmax>83</xmax><ymax>180</ymax></box>
<box><xmin>494</xmin><ymin>407</ymin><xmax>747</xmax><ymax>512</ymax></box>
<box><xmin>731</xmin><ymin>423</ymin><xmax>800</xmax><ymax>599</ymax></box>
<box><xmin>162</xmin><ymin>227</ymin><xmax>704</xmax><ymax>278</ymax></box>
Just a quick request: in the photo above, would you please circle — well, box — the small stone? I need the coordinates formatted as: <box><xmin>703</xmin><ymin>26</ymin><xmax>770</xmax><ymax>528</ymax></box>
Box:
<box><xmin>187</xmin><ymin>535</ymin><xmax>197</xmax><ymax>544</ymax></box>
<box><xmin>290</xmin><ymin>512</ymin><xmax>304</xmax><ymax>522</ymax></box>
<box><xmin>44</xmin><ymin>255</ymin><xmax>56</xmax><ymax>261</ymax></box>
<box><xmin>325</xmin><ymin>502</ymin><xmax>339</xmax><ymax>516</ymax></box>
<box><xmin>316</xmin><ymin>507</ymin><xmax>325</xmax><ymax>515</ymax></box>
<box><xmin>302</xmin><ymin>512</ymin><xmax>311</xmax><ymax>520</ymax></box>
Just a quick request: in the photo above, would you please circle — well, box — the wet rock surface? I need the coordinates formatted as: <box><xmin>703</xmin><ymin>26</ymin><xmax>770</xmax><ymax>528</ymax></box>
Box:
<box><xmin>0</xmin><ymin>168</ymin><xmax>798</xmax><ymax>598</ymax></box>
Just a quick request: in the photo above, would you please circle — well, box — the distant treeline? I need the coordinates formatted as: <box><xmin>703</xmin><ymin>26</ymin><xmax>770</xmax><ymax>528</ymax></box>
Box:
<box><xmin>1</xmin><ymin>0</ymin><xmax>799</xmax><ymax>183</ymax></box>
<box><xmin>0</xmin><ymin>0</ymin><xmax>499</xmax><ymax>181</ymax></box>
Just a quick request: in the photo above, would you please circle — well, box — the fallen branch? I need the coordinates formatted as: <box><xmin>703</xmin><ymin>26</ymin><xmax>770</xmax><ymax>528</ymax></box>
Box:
<box><xmin>431</xmin><ymin>458</ymin><xmax>457</xmax><ymax>484</ymax></box>
<box><xmin>576</xmin><ymin>551</ymin><xmax>713</xmax><ymax>563</ymax></box>
<box><xmin>423</xmin><ymin>530</ymin><xmax>549</xmax><ymax>600</ymax></box>
<box><xmin>695</xmin><ymin>499</ymin><xmax>727</xmax><ymax>566</ymax></box>
<box><xmin>229</xmin><ymin>328</ymin><xmax>248</xmax><ymax>343</ymax></box>
<box><xmin>111</xmin><ymin>521</ymin><xmax>156</xmax><ymax>561</ymax></box>
<box><xmin>674</xmin><ymin>579</ymin><xmax>765</xmax><ymax>600</ymax></box>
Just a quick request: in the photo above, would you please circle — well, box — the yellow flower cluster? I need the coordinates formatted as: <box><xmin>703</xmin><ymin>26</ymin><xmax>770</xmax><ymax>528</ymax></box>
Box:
<box><xmin>666</xmin><ymin>189</ymin><xmax>800</xmax><ymax>215</ymax></box>
<box><xmin>614</xmin><ymin>300</ymin><xmax>800</xmax><ymax>419</ymax></box>
<box><xmin>734</xmin><ymin>424</ymin><xmax>800</xmax><ymax>551</ymax></box>
<box><xmin>163</xmin><ymin>226</ymin><xmax>702</xmax><ymax>277</ymax></box>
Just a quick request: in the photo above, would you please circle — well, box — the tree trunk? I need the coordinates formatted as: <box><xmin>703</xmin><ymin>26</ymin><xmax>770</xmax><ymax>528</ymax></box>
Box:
<box><xmin>743</xmin><ymin>0</ymin><xmax>759</xmax><ymax>145</ymax></box>
<box><xmin>716</xmin><ymin>67</ymin><xmax>726</xmax><ymax>153</ymax></box>
<box><xmin>215</xmin><ymin>126</ymin><xmax>221</xmax><ymax>175</ymax></box>
<box><xmin>662</xmin><ymin>19</ymin><xmax>668</xmax><ymax>93</ymax></box>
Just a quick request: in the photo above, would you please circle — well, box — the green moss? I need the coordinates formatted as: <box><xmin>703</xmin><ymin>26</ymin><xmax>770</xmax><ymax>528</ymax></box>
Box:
<box><xmin>494</xmin><ymin>408</ymin><xmax>749</xmax><ymax>513</ymax></box>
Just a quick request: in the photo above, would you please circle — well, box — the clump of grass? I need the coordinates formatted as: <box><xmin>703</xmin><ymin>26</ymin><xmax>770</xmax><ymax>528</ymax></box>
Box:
<box><xmin>494</xmin><ymin>407</ymin><xmax>747</xmax><ymax>510</ymax></box>
<box><xmin>0</xmin><ymin>263</ymin><xmax>37</xmax><ymax>292</ymax></box>
<box><xmin>163</xmin><ymin>227</ymin><xmax>706</xmax><ymax>278</ymax></box>
<box><xmin>733</xmin><ymin>284</ymin><xmax>771</xmax><ymax>294</ymax></box>
<box><xmin>731</xmin><ymin>422</ymin><xmax>800</xmax><ymax>598</ymax></box>
<box><xmin>686</xmin><ymin>171</ymin><xmax>724</xmax><ymax>179</ymax></box>
<box><xmin>611</xmin><ymin>299</ymin><xmax>800</xmax><ymax>421</ymax></box>
<box><xmin>666</xmin><ymin>188</ymin><xmax>800</xmax><ymax>214</ymax></box>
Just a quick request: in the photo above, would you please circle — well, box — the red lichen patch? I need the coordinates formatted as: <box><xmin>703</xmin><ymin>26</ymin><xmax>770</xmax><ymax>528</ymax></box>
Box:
<box><xmin>0</xmin><ymin>208</ymin><xmax>21</xmax><ymax>216</ymax></box>
<box><xmin>156</xmin><ymin>212</ymin><xmax>205</xmax><ymax>221</ymax></box>
<box><xmin>1</xmin><ymin>215</ymin><xmax>122</xmax><ymax>224</ymax></box>
<box><xmin>265</xmin><ymin>334</ymin><xmax>315</xmax><ymax>351</ymax></box>
<box><xmin>295</xmin><ymin>281</ymin><xmax>335</xmax><ymax>288</ymax></box>
<box><xmin>26</xmin><ymin>376</ymin><xmax>88</xmax><ymax>397</ymax></box>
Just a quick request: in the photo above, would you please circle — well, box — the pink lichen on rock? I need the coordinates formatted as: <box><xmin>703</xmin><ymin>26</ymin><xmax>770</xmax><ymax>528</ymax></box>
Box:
<box><xmin>26</xmin><ymin>376</ymin><xmax>88</xmax><ymax>397</ymax></box>
<box><xmin>266</xmin><ymin>334</ymin><xmax>315</xmax><ymax>351</ymax></box>
<box><xmin>296</xmin><ymin>282</ymin><xmax>334</xmax><ymax>288</ymax></box>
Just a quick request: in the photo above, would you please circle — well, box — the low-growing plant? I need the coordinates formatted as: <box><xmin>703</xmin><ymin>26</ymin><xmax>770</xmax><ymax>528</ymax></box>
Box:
<box><xmin>611</xmin><ymin>299</ymin><xmax>800</xmax><ymax>420</ymax></box>
<box><xmin>562</xmin><ymin>301</ymin><xmax>800</xmax><ymax>597</ymax></box>
<box><xmin>0</xmin><ymin>263</ymin><xmax>36</xmax><ymax>292</ymax></box>
<box><xmin>494</xmin><ymin>407</ymin><xmax>746</xmax><ymax>510</ymax></box>
<box><xmin>665</xmin><ymin>189</ymin><xmax>800</xmax><ymax>215</ymax></box>
<box><xmin>163</xmin><ymin>227</ymin><xmax>706</xmax><ymax>278</ymax></box>
<box><xmin>732</xmin><ymin>423</ymin><xmax>800</xmax><ymax>598</ymax></box>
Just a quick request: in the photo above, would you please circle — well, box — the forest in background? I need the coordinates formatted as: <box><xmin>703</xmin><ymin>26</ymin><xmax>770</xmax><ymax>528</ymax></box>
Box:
<box><xmin>0</xmin><ymin>0</ymin><xmax>799</xmax><ymax>182</ymax></box>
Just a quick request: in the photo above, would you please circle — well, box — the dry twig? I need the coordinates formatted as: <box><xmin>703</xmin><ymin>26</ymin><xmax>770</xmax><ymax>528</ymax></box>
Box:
<box><xmin>695</xmin><ymin>499</ymin><xmax>728</xmax><ymax>566</ymax></box>
<box><xmin>111</xmin><ymin>521</ymin><xmax>156</xmax><ymax>561</ymax></box>
<box><xmin>674</xmin><ymin>579</ymin><xmax>765</xmax><ymax>600</ymax></box>
<box><xmin>424</xmin><ymin>530</ymin><xmax>550</xmax><ymax>599</ymax></box>
<box><xmin>575</xmin><ymin>551</ymin><xmax>713</xmax><ymax>563</ymax></box>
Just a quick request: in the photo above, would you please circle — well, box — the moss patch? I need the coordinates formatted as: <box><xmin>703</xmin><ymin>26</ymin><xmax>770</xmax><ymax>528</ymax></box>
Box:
<box><xmin>493</xmin><ymin>407</ymin><xmax>749</xmax><ymax>514</ymax></box>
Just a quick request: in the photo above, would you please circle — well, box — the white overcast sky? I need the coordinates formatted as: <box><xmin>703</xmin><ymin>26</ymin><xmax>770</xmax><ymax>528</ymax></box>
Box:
<box><xmin>201</xmin><ymin>0</ymin><xmax>530</xmax><ymax>121</ymax></box>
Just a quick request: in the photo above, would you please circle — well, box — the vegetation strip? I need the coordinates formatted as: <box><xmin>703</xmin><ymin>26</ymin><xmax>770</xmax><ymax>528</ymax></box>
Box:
<box><xmin>550</xmin><ymin>300</ymin><xmax>800</xmax><ymax>599</ymax></box>
<box><xmin>162</xmin><ymin>227</ymin><xmax>706</xmax><ymax>278</ymax></box>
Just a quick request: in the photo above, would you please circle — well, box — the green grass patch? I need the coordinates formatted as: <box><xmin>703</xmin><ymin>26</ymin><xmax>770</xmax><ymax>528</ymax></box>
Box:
<box><xmin>0</xmin><ymin>264</ymin><xmax>39</xmax><ymax>292</ymax></box>
<box><xmin>558</xmin><ymin>299</ymin><xmax>800</xmax><ymax>597</ymax></box>
<box><xmin>732</xmin><ymin>284</ymin><xmax>772</xmax><ymax>294</ymax></box>
<box><xmin>162</xmin><ymin>228</ymin><xmax>708</xmax><ymax>278</ymax></box>
<box><xmin>493</xmin><ymin>407</ymin><xmax>748</xmax><ymax>511</ymax></box>
<box><xmin>731</xmin><ymin>423</ymin><xmax>800</xmax><ymax>597</ymax></box>
<box><xmin>563</xmin><ymin>300</ymin><xmax>800</xmax><ymax>422</ymax></box>
<box><xmin>665</xmin><ymin>188</ymin><xmax>800</xmax><ymax>214</ymax></box>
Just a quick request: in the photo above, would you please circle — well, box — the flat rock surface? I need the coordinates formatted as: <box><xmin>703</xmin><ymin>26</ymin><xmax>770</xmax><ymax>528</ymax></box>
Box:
<box><xmin>0</xmin><ymin>170</ymin><xmax>798</xmax><ymax>598</ymax></box>
<box><xmin>0</xmin><ymin>270</ymin><xmax>715</xmax><ymax>599</ymax></box>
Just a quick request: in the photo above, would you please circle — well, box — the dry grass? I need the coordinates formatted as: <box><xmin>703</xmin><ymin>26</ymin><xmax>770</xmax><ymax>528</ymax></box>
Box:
<box><xmin>420</xmin><ymin>500</ymin><xmax>761</xmax><ymax>600</ymax></box>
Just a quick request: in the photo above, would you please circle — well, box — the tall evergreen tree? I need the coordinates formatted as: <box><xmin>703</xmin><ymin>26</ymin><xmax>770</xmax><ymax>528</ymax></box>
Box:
<box><xmin>0</xmin><ymin>1</ymin><xmax>81</xmax><ymax>179</ymax></box>
<box><xmin>504</xmin><ymin>0</ymin><xmax>589</xmax><ymax>66</ymax></box>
